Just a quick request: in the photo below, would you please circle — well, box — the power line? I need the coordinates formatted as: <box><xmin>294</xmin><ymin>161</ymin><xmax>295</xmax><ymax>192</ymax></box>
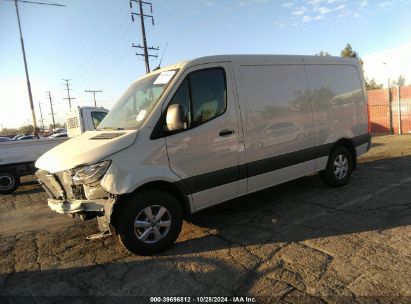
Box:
<box><xmin>85</xmin><ymin>89</ymin><xmax>103</xmax><ymax>107</ymax></box>
<box><xmin>72</xmin><ymin>4</ymin><xmax>129</xmax><ymax>81</ymax></box>
<box><xmin>5</xmin><ymin>0</ymin><xmax>64</xmax><ymax>6</ymax></box>
<box><xmin>130</xmin><ymin>0</ymin><xmax>159</xmax><ymax>73</ymax></box>
<box><xmin>62</xmin><ymin>79</ymin><xmax>75</xmax><ymax>108</ymax></box>
<box><xmin>75</xmin><ymin>22</ymin><xmax>134</xmax><ymax>84</ymax></box>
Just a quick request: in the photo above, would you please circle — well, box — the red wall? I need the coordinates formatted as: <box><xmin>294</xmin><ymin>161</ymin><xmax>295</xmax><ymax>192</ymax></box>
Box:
<box><xmin>368</xmin><ymin>85</ymin><xmax>411</xmax><ymax>134</ymax></box>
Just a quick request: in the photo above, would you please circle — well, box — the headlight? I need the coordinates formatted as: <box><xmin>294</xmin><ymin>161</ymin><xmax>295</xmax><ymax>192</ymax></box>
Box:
<box><xmin>72</xmin><ymin>160</ymin><xmax>111</xmax><ymax>186</ymax></box>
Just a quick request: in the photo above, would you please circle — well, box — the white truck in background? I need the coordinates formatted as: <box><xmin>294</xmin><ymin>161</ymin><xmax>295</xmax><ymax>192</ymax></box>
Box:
<box><xmin>0</xmin><ymin>106</ymin><xmax>108</xmax><ymax>194</ymax></box>
<box><xmin>67</xmin><ymin>106</ymin><xmax>109</xmax><ymax>138</ymax></box>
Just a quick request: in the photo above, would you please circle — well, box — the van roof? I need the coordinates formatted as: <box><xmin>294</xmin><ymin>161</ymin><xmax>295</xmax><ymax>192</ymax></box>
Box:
<box><xmin>139</xmin><ymin>54</ymin><xmax>360</xmax><ymax>81</ymax></box>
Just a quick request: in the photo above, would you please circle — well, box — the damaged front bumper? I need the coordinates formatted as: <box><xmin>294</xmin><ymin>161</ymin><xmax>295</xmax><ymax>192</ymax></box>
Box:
<box><xmin>47</xmin><ymin>198</ymin><xmax>106</xmax><ymax>214</ymax></box>
<box><xmin>36</xmin><ymin>169</ymin><xmax>117</xmax><ymax>234</ymax></box>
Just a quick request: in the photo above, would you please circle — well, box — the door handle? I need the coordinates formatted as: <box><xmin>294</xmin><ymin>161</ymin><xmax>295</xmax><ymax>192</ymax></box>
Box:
<box><xmin>219</xmin><ymin>129</ymin><xmax>235</xmax><ymax>137</ymax></box>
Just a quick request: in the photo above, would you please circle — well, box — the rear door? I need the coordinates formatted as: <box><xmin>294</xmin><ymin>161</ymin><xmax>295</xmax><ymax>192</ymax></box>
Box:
<box><xmin>164</xmin><ymin>63</ymin><xmax>242</xmax><ymax>211</ymax></box>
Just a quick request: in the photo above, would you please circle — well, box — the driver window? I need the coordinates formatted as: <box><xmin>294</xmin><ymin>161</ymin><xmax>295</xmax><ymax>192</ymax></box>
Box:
<box><xmin>168</xmin><ymin>68</ymin><xmax>226</xmax><ymax>129</ymax></box>
<box><xmin>190</xmin><ymin>69</ymin><xmax>226</xmax><ymax>126</ymax></box>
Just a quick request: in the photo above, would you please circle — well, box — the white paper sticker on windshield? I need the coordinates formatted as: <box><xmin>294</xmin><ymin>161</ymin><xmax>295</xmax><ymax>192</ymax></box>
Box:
<box><xmin>136</xmin><ymin>109</ymin><xmax>147</xmax><ymax>122</ymax></box>
<box><xmin>153</xmin><ymin>70</ymin><xmax>176</xmax><ymax>85</ymax></box>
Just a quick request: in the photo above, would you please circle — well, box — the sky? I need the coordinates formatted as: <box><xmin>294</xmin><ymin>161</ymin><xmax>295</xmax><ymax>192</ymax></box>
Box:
<box><xmin>1</xmin><ymin>0</ymin><xmax>410</xmax><ymax>129</ymax></box>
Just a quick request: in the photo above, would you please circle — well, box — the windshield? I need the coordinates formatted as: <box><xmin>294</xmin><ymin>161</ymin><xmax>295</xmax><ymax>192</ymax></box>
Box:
<box><xmin>98</xmin><ymin>70</ymin><xmax>177</xmax><ymax>130</ymax></box>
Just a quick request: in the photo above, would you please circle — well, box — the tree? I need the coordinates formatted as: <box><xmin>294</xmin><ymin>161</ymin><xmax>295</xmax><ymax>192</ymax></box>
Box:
<box><xmin>315</xmin><ymin>50</ymin><xmax>331</xmax><ymax>56</ymax></box>
<box><xmin>341</xmin><ymin>43</ymin><xmax>363</xmax><ymax>66</ymax></box>
<box><xmin>0</xmin><ymin>128</ymin><xmax>18</xmax><ymax>136</ymax></box>
<box><xmin>392</xmin><ymin>75</ymin><xmax>406</xmax><ymax>86</ymax></box>
<box><xmin>18</xmin><ymin>124</ymin><xmax>34</xmax><ymax>135</ymax></box>
<box><xmin>366</xmin><ymin>78</ymin><xmax>383</xmax><ymax>90</ymax></box>
<box><xmin>48</xmin><ymin>122</ymin><xmax>65</xmax><ymax>131</ymax></box>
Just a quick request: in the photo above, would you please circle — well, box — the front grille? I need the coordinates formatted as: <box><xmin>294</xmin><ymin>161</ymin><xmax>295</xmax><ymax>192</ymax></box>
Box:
<box><xmin>36</xmin><ymin>170</ymin><xmax>66</xmax><ymax>199</ymax></box>
<box><xmin>37</xmin><ymin>169</ymin><xmax>87</xmax><ymax>200</ymax></box>
<box><xmin>55</xmin><ymin>171</ymin><xmax>75</xmax><ymax>199</ymax></box>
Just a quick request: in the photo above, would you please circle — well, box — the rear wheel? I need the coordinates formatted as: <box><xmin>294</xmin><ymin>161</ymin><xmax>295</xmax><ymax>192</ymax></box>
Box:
<box><xmin>320</xmin><ymin>146</ymin><xmax>353</xmax><ymax>187</ymax></box>
<box><xmin>115</xmin><ymin>190</ymin><xmax>183</xmax><ymax>255</ymax></box>
<box><xmin>0</xmin><ymin>171</ymin><xmax>20</xmax><ymax>194</ymax></box>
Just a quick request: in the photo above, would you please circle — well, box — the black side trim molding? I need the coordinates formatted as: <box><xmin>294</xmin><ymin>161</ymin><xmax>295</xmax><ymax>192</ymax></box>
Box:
<box><xmin>176</xmin><ymin>165</ymin><xmax>240</xmax><ymax>194</ymax></box>
<box><xmin>247</xmin><ymin>146</ymin><xmax>316</xmax><ymax>178</ymax></box>
<box><xmin>173</xmin><ymin>133</ymin><xmax>371</xmax><ymax>195</ymax></box>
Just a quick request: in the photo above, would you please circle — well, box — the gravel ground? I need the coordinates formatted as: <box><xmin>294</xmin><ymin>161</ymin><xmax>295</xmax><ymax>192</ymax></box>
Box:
<box><xmin>0</xmin><ymin>135</ymin><xmax>410</xmax><ymax>303</ymax></box>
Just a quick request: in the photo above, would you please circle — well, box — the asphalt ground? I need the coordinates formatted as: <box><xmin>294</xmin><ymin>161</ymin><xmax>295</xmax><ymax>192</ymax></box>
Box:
<box><xmin>0</xmin><ymin>135</ymin><xmax>410</xmax><ymax>303</ymax></box>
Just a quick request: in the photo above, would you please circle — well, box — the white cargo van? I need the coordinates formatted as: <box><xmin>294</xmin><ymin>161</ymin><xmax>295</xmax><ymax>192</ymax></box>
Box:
<box><xmin>35</xmin><ymin>55</ymin><xmax>371</xmax><ymax>255</ymax></box>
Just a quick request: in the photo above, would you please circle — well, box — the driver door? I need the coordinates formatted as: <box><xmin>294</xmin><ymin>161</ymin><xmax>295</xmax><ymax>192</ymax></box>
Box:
<box><xmin>164</xmin><ymin>63</ymin><xmax>242</xmax><ymax>212</ymax></box>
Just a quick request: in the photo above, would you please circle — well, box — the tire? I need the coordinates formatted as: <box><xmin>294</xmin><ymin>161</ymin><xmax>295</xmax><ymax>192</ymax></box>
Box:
<box><xmin>115</xmin><ymin>190</ymin><xmax>183</xmax><ymax>255</ymax></box>
<box><xmin>0</xmin><ymin>171</ymin><xmax>20</xmax><ymax>194</ymax></box>
<box><xmin>320</xmin><ymin>146</ymin><xmax>353</xmax><ymax>187</ymax></box>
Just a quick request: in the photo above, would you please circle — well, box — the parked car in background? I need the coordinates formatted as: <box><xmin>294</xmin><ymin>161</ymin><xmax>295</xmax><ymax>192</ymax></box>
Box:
<box><xmin>49</xmin><ymin>132</ymin><xmax>68</xmax><ymax>138</ymax></box>
<box><xmin>52</xmin><ymin>128</ymin><xmax>67</xmax><ymax>134</ymax></box>
<box><xmin>12</xmin><ymin>134</ymin><xmax>25</xmax><ymax>140</ymax></box>
<box><xmin>16</xmin><ymin>135</ymin><xmax>37</xmax><ymax>140</ymax></box>
<box><xmin>0</xmin><ymin>137</ymin><xmax>12</xmax><ymax>142</ymax></box>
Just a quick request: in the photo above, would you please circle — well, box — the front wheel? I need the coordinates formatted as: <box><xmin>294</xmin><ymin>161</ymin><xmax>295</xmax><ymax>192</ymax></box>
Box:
<box><xmin>320</xmin><ymin>146</ymin><xmax>353</xmax><ymax>187</ymax></box>
<box><xmin>115</xmin><ymin>190</ymin><xmax>183</xmax><ymax>255</ymax></box>
<box><xmin>0</xmin><ymin>171</ymin><xmax>20</xmax><ymax>194</ymax></box>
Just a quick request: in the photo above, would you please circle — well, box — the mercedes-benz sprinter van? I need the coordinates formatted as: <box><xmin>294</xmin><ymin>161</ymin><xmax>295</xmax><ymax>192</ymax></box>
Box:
<box><xmin>35</xmin><ymin>55</ymin><xmax>371</xmax><ymax>255</ymax></box>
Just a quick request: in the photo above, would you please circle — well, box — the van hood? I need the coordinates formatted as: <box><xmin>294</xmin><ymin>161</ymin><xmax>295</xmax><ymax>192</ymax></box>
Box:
<box><xmin>35</xmin><ymin>130</ymin><xmax>138</xmax><ymax>173</ymax></box>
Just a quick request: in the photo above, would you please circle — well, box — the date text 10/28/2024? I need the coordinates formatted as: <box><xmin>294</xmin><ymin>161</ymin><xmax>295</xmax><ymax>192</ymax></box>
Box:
<box><xmin>150</xmin><ymin>296</ymin><xmax>257</xmax><ymax>303</ymax></box>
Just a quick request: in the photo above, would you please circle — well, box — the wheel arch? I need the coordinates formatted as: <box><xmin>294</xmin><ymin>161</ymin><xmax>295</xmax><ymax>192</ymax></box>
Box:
<box><xmin>331</xmin><ymin>138</ymin><xmax>357</xmax><ymax>170</ymax></box>
<box><xmin>110</xmin><ymin>180</ymin><xmax>192</xmax><ymax>230</ymax></box>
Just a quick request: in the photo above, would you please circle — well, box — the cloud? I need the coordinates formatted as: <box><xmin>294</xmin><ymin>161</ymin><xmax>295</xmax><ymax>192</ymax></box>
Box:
<box><xmin>239</xmin><ymin>0</ymin><xmax>269</xmax><ymax>6</ymax></box>
<box><xmin>281</xmin><ymin>0</ymin><xmax>404</xmax><ymax>27</ymax></box>
<box><xmin>292</xmin><ymin>7</ymin><xmax>307</xmax><ymax>15</ymax></box>
<box><xmin>306</xmin><ymin>0</ymin><xmax>326</xmax><ymax>4</ymax></box>
<box><xmin>378</xmin><ymin>1</ymin><xmax>390</xmax><ymax>7</ymax></box>
<box><xmin>359</xmin><ymin>0</ymin><xmax>368</xmax><ymax>6</ymax></box>
<box><xmin>282</xmin><ymin>1</ymin><xmax>294</xmax><ymax>7</ymax></box>
<box><xmin>204</xmin><ymin>1</ymin><xmax>217</xmax><ymax>6</ymax></box>
<box><xmin>315</xmin><ymin>6</ymin><xmax>332</xmax><ymax>14</ymax></box>
<box><xmin>302</xmin><ymin>15</ymin><xmax>313</xmax><ymax>22</ymax></box>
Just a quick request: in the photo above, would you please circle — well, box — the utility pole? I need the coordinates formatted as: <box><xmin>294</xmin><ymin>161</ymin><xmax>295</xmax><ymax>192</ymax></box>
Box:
<box><xmin>14</xmin><ymin>0</ymin><xmax>36</xmax><ymax>130</ymax></box>
<box><xmin>63</xmin><ymin>79</ymin><xmax>76</xmax><ymax>108</ymax></box>
<box><xmin>9</xmin><ymin>0</ymin><xmax>65</xmax><ymax>129</ymax></box>
<box><xmin>38</xmin><ymin>101</ymin><xmax>45</xmax><ymax>132</ymax></box>
<box><xmin>397</xmin><ymin>85</ymin><xmax>402</xmax><ymax>135</ymax></box>
<box><xmin>85</xmin><ymin>89</ymin><xmax>103</xmax><ymax>107</ymax></box>
<box><xmin>130</xmin><ymin>0</ymin><xmax>159</xmax><ymax>73</ymax></box>
<box><xmin>47</xmin><ymin>91</ymin><xmax>56</xmax><ymax>131</ymax></box>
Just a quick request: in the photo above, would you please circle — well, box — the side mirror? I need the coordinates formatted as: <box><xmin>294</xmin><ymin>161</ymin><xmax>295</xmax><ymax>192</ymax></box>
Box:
<box><xmin>166</xmin><ymin>104</ymin><xmax>186</xmax><ymax>132</ymax></box>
